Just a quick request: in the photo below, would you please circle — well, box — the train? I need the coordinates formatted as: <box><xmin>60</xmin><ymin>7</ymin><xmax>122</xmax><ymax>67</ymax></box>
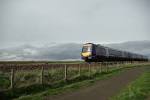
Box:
<box><xmin>81</xmin><ymin>43</ymin><xmax>148</xmax><ymax>62</ymax></box>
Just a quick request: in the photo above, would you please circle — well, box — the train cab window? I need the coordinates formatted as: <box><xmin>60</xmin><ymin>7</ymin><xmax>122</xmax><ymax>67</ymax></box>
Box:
<box><xmin>82</xmin><ymin>46</ymin><xmax>91</xmax><ymax>52</ymax></box>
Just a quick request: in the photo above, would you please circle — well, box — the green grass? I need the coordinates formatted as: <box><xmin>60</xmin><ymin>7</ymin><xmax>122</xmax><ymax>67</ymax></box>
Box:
<box><xmin>0</xmin><ymin>72</ymin><xmax>10</xmax><ymax>89</ymax></box>
<box><xmin>111</xmin><ymin>67</ymin><xmax>150</xmax><ymax>100</ymax></box>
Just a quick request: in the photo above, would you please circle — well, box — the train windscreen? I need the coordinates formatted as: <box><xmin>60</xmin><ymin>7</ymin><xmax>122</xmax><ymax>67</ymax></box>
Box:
<box><xmin>82</xmin><ymin>45</ymin><xmax>92</xmax><ymax>53</ymax></box>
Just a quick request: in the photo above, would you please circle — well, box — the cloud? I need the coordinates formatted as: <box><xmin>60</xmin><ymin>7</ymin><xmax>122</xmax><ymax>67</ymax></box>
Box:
<box><xmin>0</xmin><ymin>0</ymin><xmax>149</xmax><ymax>48</ymax></box>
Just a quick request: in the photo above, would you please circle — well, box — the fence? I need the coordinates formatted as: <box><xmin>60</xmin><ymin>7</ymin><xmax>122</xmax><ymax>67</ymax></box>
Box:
<box><xmin>0</xmin><ymin>61</ymin><xmax>148</xmax><ymax>91</ymax></box>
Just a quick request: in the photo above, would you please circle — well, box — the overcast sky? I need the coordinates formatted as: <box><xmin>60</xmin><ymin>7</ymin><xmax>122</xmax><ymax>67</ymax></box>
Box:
<box><xmin>0</xmin><ymin>0</ymin><xmax>150</xmax><ymax>47</ymax></box>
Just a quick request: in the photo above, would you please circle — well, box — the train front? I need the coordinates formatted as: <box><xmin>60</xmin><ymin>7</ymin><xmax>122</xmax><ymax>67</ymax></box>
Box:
<box><xmin>81</xmin><ymin>43</ymin><xmax>93</xmax><ymax>62</ymax></box>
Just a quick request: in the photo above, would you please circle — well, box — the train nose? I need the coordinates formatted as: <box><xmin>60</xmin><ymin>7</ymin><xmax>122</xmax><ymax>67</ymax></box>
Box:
<box><xmin>81</xmin><ymin>52</ymin><xmax>91</xmax><ymax>57</ymax></box>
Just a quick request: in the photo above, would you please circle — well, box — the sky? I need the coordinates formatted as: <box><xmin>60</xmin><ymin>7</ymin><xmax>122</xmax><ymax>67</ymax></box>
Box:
<box><xmin>0</xmin><ymin>0</ymin><xmax>150</xmax><ymax>48</ymax></box>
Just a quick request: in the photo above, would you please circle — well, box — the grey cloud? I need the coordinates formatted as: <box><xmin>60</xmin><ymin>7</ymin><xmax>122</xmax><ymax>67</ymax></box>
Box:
<box><xmin>0</xmin><ymin>0</ymin><xmax>149</xmax><ymax>48</ymax></box>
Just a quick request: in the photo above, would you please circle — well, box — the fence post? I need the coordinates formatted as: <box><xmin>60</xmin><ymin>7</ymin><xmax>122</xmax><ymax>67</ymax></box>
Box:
<box><xmin>108</xmin><ymin>63</ymin><xmax>110</xmax><ymax>72</ymax></box>
<box><xmin>10</xmin><ymin>68</ymin><xmax>14</xmax><ymax>89</ymax></box>
<box><xmin>96</xmin><ymin>63</ymin><xmax>99</xmax><ymax>74</ymax></box>
<box><xmin>64</xmin><ymin>64</ymin><xmax>67</xmax><ymax>81</ymax></box>
<box><xmin>41</xmin><ymin>66</ymin><xmax>44</xmax><ymax>85</ymax></box>
<box><xmin>106</xmin><ymin>63</ymin><xmax>108</xmax><ymax>72</ymax></box>
<box><xmin>117</xmin><ymin>62</ymin><xmax>120</xmax><ymax>69</ymax></box>
<box><xmin>99</xmin><ymin>63</ymin><xmax>102</xmax><ymax>73</ymax></box>
<box><xmin>78</xmin><ymin>64</ymin><xmax>81</xmax><ymax>76</ymax></box>
<box><xmin>88</xmin><ymin>64</ymin><xmax>91</xmax><ymax>77</ymax></box>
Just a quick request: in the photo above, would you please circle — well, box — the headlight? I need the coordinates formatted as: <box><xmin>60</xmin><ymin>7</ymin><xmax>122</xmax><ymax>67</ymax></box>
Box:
<box><xmin>81</xmin><ymin>52</ymin><xmax>91</xmax><ymax>57</ymax></box>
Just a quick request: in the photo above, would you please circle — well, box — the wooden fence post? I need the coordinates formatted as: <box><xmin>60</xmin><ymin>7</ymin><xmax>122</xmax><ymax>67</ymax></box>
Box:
<box><xmin>41</xmin><ymin>66</ymin><xmax>44</xmax><ymax>85</ymax></box>
<box><xmin>10</xmin><ymin>68</ymin><xmax>14</xmax><ymax>89</ymax></box>
<box><xmin>95</xmin><ymin>63</ymin><xmax>98</xmax><ymax>73</ymax></box>
<box><xmin>78</xmin><ymin>64</ymin><xmax>81</xmax><ymax>76</ymax></box>
<box><xmin>88</xmin><ymin>64</ymin><xmax>91</xmax><ymax>77</ymax></box>
<box><xmin>99</xmin><ymin>63</ymin><xmax>102</xmax><ymax>73</ymax></box>
<box><xmin>106</xmin><ymin>63</ymin><xmax>108</xmax><ymax>72</ymax></box>
<box><xmin>117</xmin><ymin>62</ymin><xmax>120</xmax><ymax>69</ymax></box>
<box><xmin>108</xmin><ymin>63</ymin><xmax>110</xmax><ymax>72</ymax></box>
<box><xmin>64</xmin><ymin>64</ymin><xmax>67</xmax><ymax>81</ymax></box>
<box><xmin>96</xmin><ymin>63</ymin><xmax>99</xmax><ymax>74</ymax></box>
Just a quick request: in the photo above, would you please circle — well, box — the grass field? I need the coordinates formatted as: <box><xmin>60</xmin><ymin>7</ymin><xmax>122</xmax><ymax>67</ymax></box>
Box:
<box><xmin>111</xmin><ymin>67</ymin><xmax>150</xmax><ymax>100</ymax></box>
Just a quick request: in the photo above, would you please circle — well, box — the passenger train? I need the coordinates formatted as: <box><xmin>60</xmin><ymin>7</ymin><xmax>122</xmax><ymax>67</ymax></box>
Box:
<box><xmin>81</xmin><ymin>43</ymin><xmax>148</xmax><ymax>62</ymax></box>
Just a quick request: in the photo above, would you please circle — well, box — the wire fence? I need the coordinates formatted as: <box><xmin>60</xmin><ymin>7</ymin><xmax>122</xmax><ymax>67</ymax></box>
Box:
<box><xmin>0</xmin><ymin>61</ymin><xmax>148</xmax><ymax>91</ymax></box>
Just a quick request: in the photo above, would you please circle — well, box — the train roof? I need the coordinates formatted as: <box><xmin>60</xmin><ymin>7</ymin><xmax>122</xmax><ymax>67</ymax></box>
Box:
<box><xmin>89</xmin><ymin>43</ymin><xmax>148</xmax><ymax>58</ymax></box>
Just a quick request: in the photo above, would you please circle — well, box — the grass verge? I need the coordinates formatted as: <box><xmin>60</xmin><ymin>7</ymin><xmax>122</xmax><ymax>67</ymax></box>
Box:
<box><xmin>111</xmin><ymin>67</ymin><xmax>150</xmax><ymax>100</ymax></box>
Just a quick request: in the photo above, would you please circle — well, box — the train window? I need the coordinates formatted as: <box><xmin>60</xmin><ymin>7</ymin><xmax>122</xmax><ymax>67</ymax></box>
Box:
<box><xmin>82</xmin><ymin>46</ymin><xmax>91</xmax><ymax>52</ymax></box>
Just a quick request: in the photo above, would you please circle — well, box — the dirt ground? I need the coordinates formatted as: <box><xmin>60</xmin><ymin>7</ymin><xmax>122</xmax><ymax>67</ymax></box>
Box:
<box><xmin>147</xmin><ymin>96</ymin><xmax>150</xmax><ymax>100</ymax></box>
<box><xmin>45</xmin><ymin>67</ymin><xmax>148</xmax><ymax>100</ymax></box>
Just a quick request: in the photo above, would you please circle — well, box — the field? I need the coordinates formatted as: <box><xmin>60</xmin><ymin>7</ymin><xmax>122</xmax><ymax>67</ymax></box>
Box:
<box><xmin>0</xmin><ymin>61</ymin><xmax>149</xmax><ymax>100</ymax></box>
